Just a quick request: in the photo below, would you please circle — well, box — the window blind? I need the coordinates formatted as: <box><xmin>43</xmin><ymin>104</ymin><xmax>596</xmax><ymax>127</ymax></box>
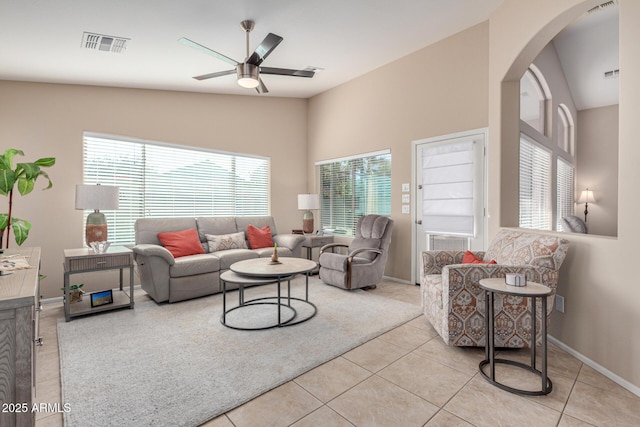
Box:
<box><xmin>519</xmin><ymin>136</ymin><xmax>551</xmax><ymax>230</ymax></box>
<box><xmin>556</xmin><ymin>157</ymin><xmax>575</xmax><ymax>231</ymax></box>
<box><xmin>421</xmin><ymin>140</ymin><xmax>475</xmax><ymax>237</ymax></box>
<box><xmin>83</xmin><ymin>134</ymin><xmax>270</xmax><ymax>245</ymax></box>
<box><xmin>317</xmin><ymin>151</ymin><xmax>391</xmax><ymax>236</ymax></box>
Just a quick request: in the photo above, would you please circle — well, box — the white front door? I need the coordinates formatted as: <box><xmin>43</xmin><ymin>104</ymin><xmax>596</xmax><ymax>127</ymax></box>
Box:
<box><xmin>411</xmin><ymin>128</ymin><xmax>488</xmax><ymax>284</ymax></box>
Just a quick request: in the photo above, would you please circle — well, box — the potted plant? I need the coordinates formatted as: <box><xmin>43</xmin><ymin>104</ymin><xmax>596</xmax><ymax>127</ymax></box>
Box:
<box><xmin>0</xmin><ymin>148</ymin><xmax>55</xmax><ymax>249</ymax></box>
<box><xmin>61</xmin><ymin>284</ymin><xmax>85</xmax><ymax>303</ymax></box>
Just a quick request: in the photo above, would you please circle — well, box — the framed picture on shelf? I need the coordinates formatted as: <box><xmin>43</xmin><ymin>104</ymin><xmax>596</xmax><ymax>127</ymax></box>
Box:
<box><xmin>90</xmin><ymin>289</ymin><xmax>113</xmax><ymax>308</ymax></box>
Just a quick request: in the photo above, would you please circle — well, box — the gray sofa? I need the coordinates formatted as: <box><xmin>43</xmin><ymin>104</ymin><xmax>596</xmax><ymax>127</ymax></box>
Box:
<box><xmin>132</xmin><ymin>216</ymin><xmax>305</xmax><ymax>303</ymax></box>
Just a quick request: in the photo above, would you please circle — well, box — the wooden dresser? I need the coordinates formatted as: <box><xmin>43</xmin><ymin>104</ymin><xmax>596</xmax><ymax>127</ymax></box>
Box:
<box><xmin>0</xmin><ymin>247</ymin><xmax>41</xmax><ymax>427</ymax></box>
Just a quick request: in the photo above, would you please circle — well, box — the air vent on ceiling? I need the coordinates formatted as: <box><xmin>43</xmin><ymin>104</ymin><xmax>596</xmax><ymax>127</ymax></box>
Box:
<box><xmin>604</xmin><ymin>69</ymin><xmax>620</xmax><ymax>79</ymax></box>
<box><xmin>588</xmin><ymin>0</ymin><xmax>618</xmax><ymax>14</ymax></box>
<box><xmin>82</xmin><ymin>32</ymin><xmax>129</xmax><ymax>53</ymax></box>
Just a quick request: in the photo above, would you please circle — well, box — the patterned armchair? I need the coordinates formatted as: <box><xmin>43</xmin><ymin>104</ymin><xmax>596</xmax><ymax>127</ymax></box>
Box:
<box><xmin>420</xmin><ymin>229</ymin><xmax>569</xmax><ymax>348</ymax></box>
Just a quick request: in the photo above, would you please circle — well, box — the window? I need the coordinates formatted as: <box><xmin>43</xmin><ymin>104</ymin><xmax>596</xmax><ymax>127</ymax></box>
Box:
<box><xmin>557</xmin><ymin>104</ymin><xmax>574</xmax><ymax>155</ymax></box>
<box><xmin>520</xmin><ymin>67</ymin><xmax>550</xmax><ymax>135</ymax></box>
<box><xmin>556</xmin><ymin>158</ymin><xmax>575</xmax><ymax>231</ymax></box>
<box><xmin>83</xmin><ymin>133</ymin><xmax>270</xmax><ymax>244</ymax></box>
<box><xmin>317</xmin><ymin>150</ymin><xmax>391</xmax><ymax>236</ymax></box>
<box><xmin>519</xmin><ymin>136</ymin><xmax>551</xmax><ymax>230</ymax></box>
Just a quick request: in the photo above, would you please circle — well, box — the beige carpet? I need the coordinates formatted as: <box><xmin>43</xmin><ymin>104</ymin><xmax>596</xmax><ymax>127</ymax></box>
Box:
<box><xmin>58</xmin><ymin>277</ymin><xmax>422</xmax><ymax>426</ymax></box>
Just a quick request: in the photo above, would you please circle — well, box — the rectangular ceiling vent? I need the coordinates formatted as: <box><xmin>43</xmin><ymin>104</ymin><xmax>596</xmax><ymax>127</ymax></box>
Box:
<box><xmin>588</xmin><ymin>0</ymin><xmax>618</xmax><ymax>14</ymax></box>
<box><xmin>604</xmin><ymin>69</ymin><xmax>620</xmax><ymax>79</ymax></box>
<box><xmin>82</xmin><ymin>32</ymin><xmax>129</xmax><ymax>53</ymax></box>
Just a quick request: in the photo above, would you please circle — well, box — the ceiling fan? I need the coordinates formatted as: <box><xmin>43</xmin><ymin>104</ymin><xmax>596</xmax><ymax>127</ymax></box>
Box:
<box><xmin>178</xmin><ymin>20</ymin><xmax>315</xmax><ymax>94</ymax></box>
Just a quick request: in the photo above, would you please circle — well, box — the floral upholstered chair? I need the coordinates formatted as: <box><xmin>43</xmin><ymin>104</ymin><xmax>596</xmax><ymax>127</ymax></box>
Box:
<box><xmin>420</xmin><ymin>229</ymin><xmax>569</xmax><ymax>348</ymax></box>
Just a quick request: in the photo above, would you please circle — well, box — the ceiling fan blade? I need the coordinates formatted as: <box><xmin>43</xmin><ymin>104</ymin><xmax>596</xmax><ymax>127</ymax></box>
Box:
<box><xmin>246</xmin><ymin>33</ymin><xmax>283</xmax><ymax>66</ymax></box>
<box><xmin>193</xmin><ymin>69</ymin><xmax>236</xmax><ymax>81</ymax></box>
<box><xmin>260</xmin><ymin>67</ymin><xmax>315</xmax><ymax>78</ymax></box>
<box><xmin>255</xmin><ymin>78</ymin><xmax>269</xmax><ymax>94</ymax></box>
<box><xmin>178</xmin><ymin>37</ymin><xmax>239</xmax><ymax>67</ymax></box>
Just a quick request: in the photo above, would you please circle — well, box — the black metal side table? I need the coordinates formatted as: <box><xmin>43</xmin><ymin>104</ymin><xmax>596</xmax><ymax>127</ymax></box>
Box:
<box><xmin>478</xmin><ymin>278</ymin><xmax>553</xmax><ymax>396</ymax></box>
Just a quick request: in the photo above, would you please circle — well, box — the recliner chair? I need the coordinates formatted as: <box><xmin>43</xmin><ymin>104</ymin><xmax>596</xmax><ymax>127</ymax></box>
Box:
<box><xmin>318</xmin><ymin>215</ymin><xmax>394</xmax><ymax>290</ymax></box>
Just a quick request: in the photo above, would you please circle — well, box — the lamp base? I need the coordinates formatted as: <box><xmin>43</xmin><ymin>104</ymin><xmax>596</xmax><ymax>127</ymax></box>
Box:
<box><xmin>86</xmin><ymin>212</ymin><xmax>108</xmax><ymax>246</ymax></box>
<box><xmin>302</xmin><ymin>210</ymin><xmax>314</xmax><ymax>234</ymax></box>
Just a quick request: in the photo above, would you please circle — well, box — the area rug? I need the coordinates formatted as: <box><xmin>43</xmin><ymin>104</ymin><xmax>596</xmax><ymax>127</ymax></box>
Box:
<box><xmin>58</xmin><ymin>277</ymin><xmax>422</xmax><ymax>427</ymax></box>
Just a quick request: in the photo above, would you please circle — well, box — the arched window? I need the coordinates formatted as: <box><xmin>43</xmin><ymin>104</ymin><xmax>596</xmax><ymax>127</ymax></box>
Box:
<box><xmin>520</xmin><ymin>65</ymin><xmax>551</xmax><ymax>135</ymax></box>
<box><xmin>557</xmin><ymin>104</ymin><xmax>574</xmax><ymax>155</ymax></box>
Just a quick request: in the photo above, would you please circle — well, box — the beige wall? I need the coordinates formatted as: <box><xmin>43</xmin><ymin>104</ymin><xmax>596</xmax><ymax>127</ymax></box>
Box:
<box><xmin>0</xmin><ymin>82</ymin><xmax>308</xmax><ymax>298</ymax></box>
<box><xmin>489</xmin><ymin>0</ymin><xmax>640</xmax><ymax>391</ymax></box>
<box><xmin>307</xmin><ymin>22</ymin><xmax>490</xmax><ymax>281</ymax></box>
<box><xmin>577</xmin><ymin>105</ymin><xmax>619</xmax><ymax>237</ymax></box>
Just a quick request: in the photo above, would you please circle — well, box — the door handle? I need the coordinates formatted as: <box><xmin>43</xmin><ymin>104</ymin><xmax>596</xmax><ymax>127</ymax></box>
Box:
<box><xmin>416</xmin><ymin>220</ymin><xmax>422</xmax><ymax>225</ymax></box>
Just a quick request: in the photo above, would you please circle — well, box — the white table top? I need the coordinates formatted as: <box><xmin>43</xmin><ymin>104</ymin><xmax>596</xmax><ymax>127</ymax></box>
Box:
<box><xmin>231</xmin><ymin>257</ymin><xmax>317</xmax><ymax>278</ymax></box>
<box><xmin>479</xmin><ymin>278</ymin><xmax>552</xmax><ymax>297</ymax></box>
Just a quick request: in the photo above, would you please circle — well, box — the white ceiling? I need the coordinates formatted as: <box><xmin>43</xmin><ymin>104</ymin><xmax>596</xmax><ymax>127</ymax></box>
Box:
<box><xmin>0</xmin><ymin>0</ymin><xmax>504</xmax><ymax>98</ymax></box>
<box><xmin>0</xmin><ymin>0</ymin><xmax>618</xmax><ymax>108</ymax></box>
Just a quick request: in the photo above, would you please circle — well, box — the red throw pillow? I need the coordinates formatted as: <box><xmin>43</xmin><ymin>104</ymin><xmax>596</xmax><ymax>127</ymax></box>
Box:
<box><xmin>462</xmin><ymin>250</ymin><xmax>497</xmax><ymax>265</ymax></box>
<box><xmin>246</xmin><ymin>225</ymin><xmax>273</xmax><ymax>249</ymax></box>
<box><xmin>157</xmin><ymin>228</ymin><xmax>205</xmax><ymax>258</ymax></box>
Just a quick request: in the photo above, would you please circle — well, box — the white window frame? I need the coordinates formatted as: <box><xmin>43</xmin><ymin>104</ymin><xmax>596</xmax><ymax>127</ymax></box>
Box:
<box><xmin>316</xmin><ymin>149</ymin><xmax>391</xmax><ymax>237</ymax></box>
<box><xmin>82</xmin><ymin>133</ymin><xmax>270</xmax><ymax>245</ymax></box>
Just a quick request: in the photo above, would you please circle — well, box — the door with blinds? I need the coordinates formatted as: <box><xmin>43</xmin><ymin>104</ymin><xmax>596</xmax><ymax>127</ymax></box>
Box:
<box><xmin>413</xmin><ymin>129</ymin><xmax>487</xmax><ymax>283</ymax></box>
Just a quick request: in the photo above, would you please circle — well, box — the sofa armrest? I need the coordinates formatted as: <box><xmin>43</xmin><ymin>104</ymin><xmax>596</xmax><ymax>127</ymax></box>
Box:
<box><xmin>132</xmin><ymin>244</ymin><xmax>175</xmax><ymax>265</ymax></box>
<box><xmin>273</xmin><ymin>234</ymin><xmax>305</xmax><ymax>257</ymax></box>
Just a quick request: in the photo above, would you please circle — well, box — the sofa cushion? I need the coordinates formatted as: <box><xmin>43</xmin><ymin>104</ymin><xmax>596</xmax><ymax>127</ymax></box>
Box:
<box><xmin>157</xmin><ymin>228</ymin><xmax>205</xmax><ymax>258</ymax></box>
<box><xmin>170</xmin><ymin>254</ymin><xmax>220</xmax><ymax>277</ymax></box>
<box><xmin>206</xmin><ymin>232</ymin><xmax>248</xmax><ymax>252</ymax></box>
<box><xmin>211</xmin><ymin>249</ymin><xmax>259</xmax><ymax>270</ymax></box>
<box><xmin>462</xmin><ymin>251</ymin><xmax>496</xmax><ymax>265</ymax></box>
<box><xmin>246</xmin><ymin>225</ymin><xmax>273</xmax><ymax>249</ymax></box>
<box><xmin>196</xmin><ymin>217</ymin><xmax>238</xmax><ymax>242</ymax></box>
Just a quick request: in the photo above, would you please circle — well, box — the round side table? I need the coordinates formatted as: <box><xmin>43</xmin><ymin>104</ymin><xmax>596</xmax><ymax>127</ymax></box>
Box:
<box><xmin>478</xmin><ymin>278</ymin><xmax>553</xmax><ymax>396</ymax></box>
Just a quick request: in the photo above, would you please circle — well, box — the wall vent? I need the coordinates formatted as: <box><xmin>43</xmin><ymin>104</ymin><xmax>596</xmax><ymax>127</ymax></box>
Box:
<box><xmin>604</xmin><ymin>69</ymin><xmax>620</xmax><ymax>79</ymax></box>
<box><xmin>588</xmin><ymin>0</ymin><xmax>618</xmax><ymax>14</ymax></box>
<box><xmin>82</xmin><ymin>32</ymin><xmax>129</xmax><ymax>53</ymax></box>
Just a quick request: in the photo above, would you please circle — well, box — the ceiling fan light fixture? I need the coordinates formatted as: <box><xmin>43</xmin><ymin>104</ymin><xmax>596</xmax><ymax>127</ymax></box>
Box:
<box><xmin>236</xmin><ymin>63</ymin><xmax>260</xmax><ymax>88</ymax></box>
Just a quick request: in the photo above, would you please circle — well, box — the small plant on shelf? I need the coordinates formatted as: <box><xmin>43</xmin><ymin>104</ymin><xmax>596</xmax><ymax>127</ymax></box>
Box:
<box><xmin>61</xmin><ymin>284</ymin><xmax>84</xmax><ymax>303</ymax></box>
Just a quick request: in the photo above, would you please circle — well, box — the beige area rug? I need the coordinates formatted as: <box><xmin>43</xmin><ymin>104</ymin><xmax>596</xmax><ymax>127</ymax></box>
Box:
<box><xmin>58</xmin><ymin>276</ymin><xmax>422</xmax><ymax>427</ymax></box>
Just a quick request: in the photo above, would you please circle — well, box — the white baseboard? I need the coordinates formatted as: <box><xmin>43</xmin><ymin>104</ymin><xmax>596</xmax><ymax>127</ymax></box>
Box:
<box><xmin>382</xmin><ymin>275</ymin><xmax>414</xmax><ymax>285</ymax></box>
<box><xmin>548</xmin><ymin>335</ymin><xmax>640</xmax><ymax>397</ymax></box>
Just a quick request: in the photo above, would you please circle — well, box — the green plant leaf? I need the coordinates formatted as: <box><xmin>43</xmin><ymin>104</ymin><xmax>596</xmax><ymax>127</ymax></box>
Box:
<box><xmin>38</xmin><ymin>170</ymin><xmax>54</xmax><ymax>190</ymax></box>
<box><xmin>0</xmin><ymin>214</ymin><xmax>8</xmax><ymax>231</ymax></box>
<box><xmin>0</xmin><ymin>148</ymin><xmax>23</xmax><ymax>170</ymax></box>
<box><xmin>35</xmin><ymin>157</ymin><xmax>56</xmax><ymax>167</ymax></box>
<box><xmin>17</xmin><ymin>162</ymin><xmax>41</xmax><ymax>180</ymax></box>
<box><xmin>0</xmin><ymin>169</ymin><xmax>16</xmax><ymax>195</ymax></box>
<box><xmin>17</xmin><ymin>177</ymin><xmax>35</xmax><ymax>196</ymax></box>
<box><xmin>11</xmin><ymin>218</ymin><xmax>31</xmax><ymax>246</ymax></box>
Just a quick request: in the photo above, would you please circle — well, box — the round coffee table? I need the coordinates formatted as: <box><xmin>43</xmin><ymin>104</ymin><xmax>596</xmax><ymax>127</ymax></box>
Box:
<box><xmin>222</xmin><ymin>257</ymin><xmax>317</xmax><ymax>330</ymax></box>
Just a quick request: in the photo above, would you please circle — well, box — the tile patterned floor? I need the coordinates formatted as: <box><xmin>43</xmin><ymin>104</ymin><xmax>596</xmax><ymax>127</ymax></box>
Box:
<box><xmin>35</xmin><ymin>281</ymin><xmax>640</xmax><ymax>427</ymax></box>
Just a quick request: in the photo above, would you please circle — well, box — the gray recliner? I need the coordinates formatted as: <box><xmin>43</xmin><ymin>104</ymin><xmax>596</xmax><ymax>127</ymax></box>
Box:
<box><xmin>318</xmin><ymin>215</ymin><xmax>394</xmax><ymax>290</ymax></box>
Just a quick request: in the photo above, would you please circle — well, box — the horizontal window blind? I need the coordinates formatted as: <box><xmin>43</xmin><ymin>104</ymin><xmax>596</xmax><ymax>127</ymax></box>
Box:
<box><xmin>318</xmin><ymin>151</ymin><xmax>391</xmax><ymax>236</ymax></box>
<box><xmin>556</xmin><ymin>157</ymin><xmax>575</xmax><ymax>231</ymax></box>
<box><xmin>421</xmin><ymin>140</ymin><xmax>475</xmax><ymax>237</ymax></box>
<box><xmin>519</xmin><ymin>136</ymin><xmax>551</xmax><ymax>230</ymax></box>
<box><xmin>83</xmin><ymin>134</ymin><xmax>269</xmax><ymax>245</ymax></box>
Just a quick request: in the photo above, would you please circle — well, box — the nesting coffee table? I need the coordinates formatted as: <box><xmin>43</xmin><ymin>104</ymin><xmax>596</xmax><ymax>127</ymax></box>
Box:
<box><xmin>220</xmin><ymin>257</ymin><xmax>317</xmax><ymax>330</ymax></box>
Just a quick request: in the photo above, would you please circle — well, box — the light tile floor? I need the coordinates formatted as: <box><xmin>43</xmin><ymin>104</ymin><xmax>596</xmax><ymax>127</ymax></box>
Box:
<box><xmin>35</xmin><ymin>281</ymin><xmax>640</xmax><ymax>427</ymax></box>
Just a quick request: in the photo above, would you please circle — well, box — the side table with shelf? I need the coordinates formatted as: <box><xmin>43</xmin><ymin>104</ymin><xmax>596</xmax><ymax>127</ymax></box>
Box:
<box><xmin>300</xmin><ymin>234</ymin><xmax>334</xmax><ymax>274</ymax></box>
<box><xmin>63</xmin><ymin>246</ymin><xmax>134</xmax><ymax>322</ymax></box>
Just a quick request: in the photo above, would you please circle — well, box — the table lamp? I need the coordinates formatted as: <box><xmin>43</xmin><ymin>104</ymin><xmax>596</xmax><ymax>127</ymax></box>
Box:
<box><xmin>577</xmin><ymin>188</ymin><xmax>595</xmax><ymax>223</ymax></box>
<box><xmin>75</xmin><ymin>184</ymin><xmax>119</xmax><ymax>246</ymax></box>
<box><xmin>298</xmin><ymin>194</ymin><xmax>320</xmax><ymax>234</ymax></box>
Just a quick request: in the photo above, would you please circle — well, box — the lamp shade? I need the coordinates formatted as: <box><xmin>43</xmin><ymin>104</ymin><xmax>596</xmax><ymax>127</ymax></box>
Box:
<box><xmin>577</xmin><ymin>189</ymin><xmax>595</xmax><ymax>204</ymax></box>
<box><xmin>75</xmin><ymin>184</ymin><xmax>120</xmax><ymax>210</ymax></box>
<box><xmin>298</xmin><ymin>194</ymin><xmax>320</xmax><ymax>211</ymax></box>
